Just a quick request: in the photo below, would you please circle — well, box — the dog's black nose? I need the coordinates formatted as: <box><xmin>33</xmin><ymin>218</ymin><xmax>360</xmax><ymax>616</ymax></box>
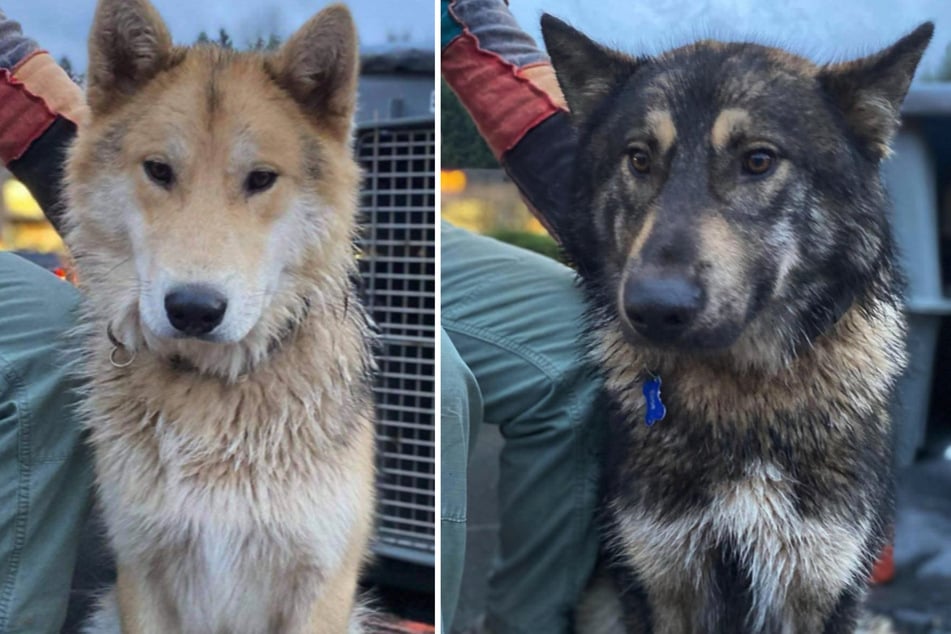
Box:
<box><xmin>164</xmin><ymin>286</ymin><xmax>227</xmax><ymax>336</ymax></box>
<box><xmin>623</xmin><ymin>275</ymin><xmax>703</xmax><ymax>342</ymax></box>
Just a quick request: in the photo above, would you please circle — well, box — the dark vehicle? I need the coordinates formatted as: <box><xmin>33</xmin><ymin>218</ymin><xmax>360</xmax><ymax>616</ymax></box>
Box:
<box><xmin>355</xmin><ymin>47</ymin><xmax>436</xmax><ymax>624</ymax></box>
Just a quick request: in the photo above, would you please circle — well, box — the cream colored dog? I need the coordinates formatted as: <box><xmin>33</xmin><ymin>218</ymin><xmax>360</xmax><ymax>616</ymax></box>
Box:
<box><xmin>65</xmin><ymin>1</ymin><xmax>377</xmax><ymax>631</ymax></box>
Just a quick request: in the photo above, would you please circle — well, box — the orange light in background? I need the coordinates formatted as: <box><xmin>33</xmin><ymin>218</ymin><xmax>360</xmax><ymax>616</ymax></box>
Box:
<box><xmin>3</xmin><ymin>179</ymin><xmax>43</xmax><ymax>220</ymax></box>
<box><xmin>397</xmin><ymin>621</ymin><xmax>435</xmax><ymax>633</ymax></box>
<box><xmin>440</xmin><ymin>169</ymin><xmax>466</xmax><ymax>195</ymax></box>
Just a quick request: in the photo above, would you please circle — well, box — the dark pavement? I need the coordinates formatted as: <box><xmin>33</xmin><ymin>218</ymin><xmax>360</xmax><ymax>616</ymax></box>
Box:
<box><xmin>869</xmin><ymin>458</ymin><xmax>951</xmax><ymax>633</ymax></box>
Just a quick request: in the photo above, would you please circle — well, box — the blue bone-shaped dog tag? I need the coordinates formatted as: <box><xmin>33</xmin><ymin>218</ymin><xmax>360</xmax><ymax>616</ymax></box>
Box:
<box><xmin>643</xmin><ymin>376</ymin><xmax>667</xmax><ymax>426</ymax></box>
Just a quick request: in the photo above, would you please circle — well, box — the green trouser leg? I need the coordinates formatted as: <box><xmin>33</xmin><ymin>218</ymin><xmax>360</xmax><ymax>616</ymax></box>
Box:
<box><xmin>0</xmin><ymin>253</ymin><xmax>93</xmax><ymax>633</ymax></box>
<box><xmin>441</xmin><ymin>329</ymin><xmax>483</xmax><ymax>631</ymax></box>
<box><xmin>441</xmin><ymin>223</ymin><xmax>604</xmax><ymax>634</ymax></box>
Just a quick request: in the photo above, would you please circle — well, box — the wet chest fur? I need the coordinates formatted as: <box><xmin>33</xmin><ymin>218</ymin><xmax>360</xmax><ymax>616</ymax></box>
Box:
<box><xmin>86</xmin><ymin>358</ymin><xmax>375</xmax><ymax>631</ymax></box>
<box><xmin>602</xmin><ymin>372</ymin><xmax>890</xmax><ymax>631</ymax></box>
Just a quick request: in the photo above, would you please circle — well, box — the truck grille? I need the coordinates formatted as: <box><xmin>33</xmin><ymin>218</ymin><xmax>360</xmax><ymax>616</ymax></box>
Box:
<box><xmin>356</xmin><ymin>123</ymin><xmax>436</xmax><ymax>565</ymax></box>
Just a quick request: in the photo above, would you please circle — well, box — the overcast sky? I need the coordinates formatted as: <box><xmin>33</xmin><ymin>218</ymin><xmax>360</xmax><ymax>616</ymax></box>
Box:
<box><xmin>509</xmin><ymin>0</ymin><xmax>951</xmax><ymax>80</ymax></box>
<box><xmin>8</xmin><ymin>1</ymin><xmax>951</xmax><ymax>79</ymax></box>
<box><xmin>9</xmin><ymin>0</ymin><xmax>434</xmax><ymax>71</ymax></box>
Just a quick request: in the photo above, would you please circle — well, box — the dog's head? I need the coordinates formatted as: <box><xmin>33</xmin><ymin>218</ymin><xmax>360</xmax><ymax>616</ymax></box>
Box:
<box><xmin>67</xmin><ymin>0</ymin><xmax>361</xmax><ymax>373</ymax></box>
<box><xmin>542</xmin><ymin>17</ymin><xmax>931</xmax><ymax>365</ymax></box>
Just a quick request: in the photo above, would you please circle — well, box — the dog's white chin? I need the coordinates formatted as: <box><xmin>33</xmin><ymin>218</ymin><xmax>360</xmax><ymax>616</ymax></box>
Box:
<box><xmin>138</xmin><ymin>324</ymin><xmax>265</xmax><ymax>380</ymax></box>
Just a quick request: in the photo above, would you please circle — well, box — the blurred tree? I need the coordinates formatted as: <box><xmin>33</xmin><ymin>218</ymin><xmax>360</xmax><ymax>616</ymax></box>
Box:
<box><xmin>57</xmin><ymin>55</ymin><xmax>83</xmax><ymax>84</ymax></box>
<box><xmin>58</xmin><ymin>56</ymin><xmax>72</xmax><ymax>77</ymax></box>
<box><xmin>386</xmin><ymin>29</ymin><xmax>411</xmax><ymax>44</ymax></box>
<box><xmin>935</xmin><ymin>41</ymin><xmax>951</xmax><ymax>80</ymax></box>
<box><xmin>249</xmin><ymin>34</ymin><xmax>282</xmax><ymax>51</ymax></box>
<box><xmin>441</xmin><ymin>79</ymin><xmax>498</xmax><ymax>169</ymax></box>
<box><xmin>197</xmin><ymin>29</ymin><xmax>282</xmax><ymax>52</ymax></box>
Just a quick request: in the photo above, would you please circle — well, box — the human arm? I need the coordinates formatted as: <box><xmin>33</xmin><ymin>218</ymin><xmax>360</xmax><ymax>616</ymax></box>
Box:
<box><xmin>0</xmin><ymin>10</ymin><xmax>85</xmax><ymax>233</ymax></box>
<box><xmin>441</xmin><ymin>0</ymin><xmax>577</xmax><ymax>245</ymax></box>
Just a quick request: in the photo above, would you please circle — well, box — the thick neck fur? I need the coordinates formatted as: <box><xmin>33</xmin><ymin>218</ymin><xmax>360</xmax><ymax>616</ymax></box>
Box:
<box><xmin>592</xmin><ymin>288</ymin><xmax>907</xmax><ymax>430</ymax></box>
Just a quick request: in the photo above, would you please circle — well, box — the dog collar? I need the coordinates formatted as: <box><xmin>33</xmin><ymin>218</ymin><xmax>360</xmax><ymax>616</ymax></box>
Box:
<box><xmin>106</xmin><ymin>323</ymin><xmax>136</xmax><ymax>368</ymax></box>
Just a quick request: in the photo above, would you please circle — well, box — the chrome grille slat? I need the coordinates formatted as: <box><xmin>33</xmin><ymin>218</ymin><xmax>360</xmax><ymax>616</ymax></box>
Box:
<box><xmin>357</xmin><ymin>124</ymin><xmax>436</xmax><ymax>561</ymax></box>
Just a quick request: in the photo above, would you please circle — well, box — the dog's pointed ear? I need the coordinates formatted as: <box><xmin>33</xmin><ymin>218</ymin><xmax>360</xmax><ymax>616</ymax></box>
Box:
<box><xmin>87</xmin><ymin>0</ymin><xmax>174</xmax><ymax>115</ymax></box>
<box><xmin>819</xmin><ymin>22</ymin><xmax>934</xmax><ymax>161</ymax></box>
<box><xmin>541</xmin><ymin>14</ymin><xmax>641</xmax><ymax>122</ymax></box>
<box><xmin>272</xmin><ymin>4</ymin><xmax>359</xmax><ymax>140</ymax></box>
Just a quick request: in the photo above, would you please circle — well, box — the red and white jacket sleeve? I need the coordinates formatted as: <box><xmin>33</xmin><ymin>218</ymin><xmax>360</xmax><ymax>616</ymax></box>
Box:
<box><xmin>0</xmin><ymin>10</ymin><xmax>86</xmax><ymax>231</ymax></box>
<box><xmin>441</xmin><ymin>0</ymin><xmax>577</xmax><ymax>245</ymax></box>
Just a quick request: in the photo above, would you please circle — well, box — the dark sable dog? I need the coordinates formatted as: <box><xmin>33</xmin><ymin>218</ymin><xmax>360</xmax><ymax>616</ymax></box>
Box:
<box><xmin>539</xmin><ymin>15</ymin><xmax>933</xmax><ymax>634</ymax></box>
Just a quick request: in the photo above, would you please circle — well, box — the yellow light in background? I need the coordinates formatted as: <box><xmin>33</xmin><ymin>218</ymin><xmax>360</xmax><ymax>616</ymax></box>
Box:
<box><xmin>6</xmin><ymin>222</ymin><xmax>63</xmax><ymax>253</ymax></box>
<box><xmin>440</xmin><ymin>199</ymin><xmax>485</xmax><ymax>233</ymax></box>
<box><xmin>3</xmin><ymin>179</ymin><xmax>43</xmax><ymax>220</ymax></box>
<box><xmin>440</xmin><ymin>169</ymin><xmax>467</xmax><ymax>195</ymax></box>
<box><xmin>525</xmin><ymin>216</ymin><xmax>549</xmax><ymax>235</ymax></box>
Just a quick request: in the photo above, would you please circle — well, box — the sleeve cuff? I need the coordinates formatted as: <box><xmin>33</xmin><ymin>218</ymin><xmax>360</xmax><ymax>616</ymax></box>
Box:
<box><xmin>0</xmin><ymin>52</ymin><xmax>86</xmax><ymax>165</ymax></box>
<box><xmin>0</xmin><ymin>68</ymin><xmax>56</xmax><ymax>164</ymax></box>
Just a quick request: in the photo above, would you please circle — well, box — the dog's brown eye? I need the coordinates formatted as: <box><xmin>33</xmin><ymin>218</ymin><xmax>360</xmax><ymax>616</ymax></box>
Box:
<box><xmin>743</xmin><ymin>149</ymin><xmax>775</xmax><ymax>175</ymax></box>
<box><xmin>245</xmin><ymin>170</ymin><xmax>278</xmax><ymax>194</ymax></box>
<box><xmin>628</xmin><ymin>149</ymin><xmax>651</xmax><ymax>175</ymax></box>
<box><xmin>143</xmin><ymin>160</ymin><xmax>174</xmax><ymax>187</ymax></box>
